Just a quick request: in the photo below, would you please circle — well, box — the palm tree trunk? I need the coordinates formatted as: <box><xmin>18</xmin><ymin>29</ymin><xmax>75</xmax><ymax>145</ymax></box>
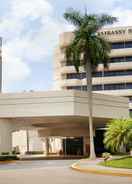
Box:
<box><xmin>86</xmin><ymin>61</ymin><xmax>96</xmax><ymax>160</ymax></box>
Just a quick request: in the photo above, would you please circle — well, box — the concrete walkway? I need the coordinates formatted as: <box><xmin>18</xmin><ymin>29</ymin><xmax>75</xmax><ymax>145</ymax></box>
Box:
<box><xmin>71</xmin><ymin>158</ymin><xmax>132</xmax><ymax>177</ymax></box>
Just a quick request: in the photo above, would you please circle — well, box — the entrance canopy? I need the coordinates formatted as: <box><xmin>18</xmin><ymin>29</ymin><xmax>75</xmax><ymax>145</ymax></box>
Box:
<box><xmin>0</xmin><ymin>90</ymin><xmax>129</xmax><ymax>133</ymax></box>
<box><xmin>0</xmin><ymin>90</ymin><xmax>129</xmax><ymax>118</ymax></box>
<box><xmin>0</xmin><ymin>90</ymin><xmax>129</xmax><ymax>153</ymax></box>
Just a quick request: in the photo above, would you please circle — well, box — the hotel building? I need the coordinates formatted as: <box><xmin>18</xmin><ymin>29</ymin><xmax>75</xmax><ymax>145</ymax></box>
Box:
<box><xmin>54</xmin><ymin>26</ymin><xmax>132</xmax><ymax>115</ymax></box>
<box><xmin>0</xmin><ymin>27</ymin><xmax>129</xmax><ymax>156</ymax></box>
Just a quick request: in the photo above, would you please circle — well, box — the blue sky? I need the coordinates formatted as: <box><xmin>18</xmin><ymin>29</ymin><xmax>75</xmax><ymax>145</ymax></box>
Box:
<box><xmin>0</xmin><ymin>0</ymin><xmax>132</xmax><ymax>92</ymax></box>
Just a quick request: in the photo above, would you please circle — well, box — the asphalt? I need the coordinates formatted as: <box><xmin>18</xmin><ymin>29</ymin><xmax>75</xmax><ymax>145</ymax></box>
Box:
<box><xmin>0</xmin><ymin>160</ymin><xmax>131</xmax><ymax>184</ymax></box>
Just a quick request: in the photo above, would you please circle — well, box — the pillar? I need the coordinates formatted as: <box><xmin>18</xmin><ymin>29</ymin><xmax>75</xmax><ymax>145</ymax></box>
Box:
<box><xmin>0</xmin><ymin>119</ymin><xmax>13</xmax><ymax>153</ymax></box>
<box><xmin>45</xmin><ymin>137</ymin><xmax>49</xmax><ymax>156</ymax></box>
<box><xmin>83</xmin><ymin>136</ymin><xmax>90</xmax><ymax>156</ymax></box>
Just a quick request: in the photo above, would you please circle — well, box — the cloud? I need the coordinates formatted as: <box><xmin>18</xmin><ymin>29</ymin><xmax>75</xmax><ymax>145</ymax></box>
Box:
<box><xmin>112</xmin><ymin>8</ymin><xmax>132</xmax><ymax>26</ymax></box>
<box><xmin>11</xmin><ymin>0</ymin><xmax>53</xmax><ymax>20</ymax></box>
<box><xmin>0</xmin><ymin>0</ymin><xmax>73</xmax><ymax>91</ymax></box>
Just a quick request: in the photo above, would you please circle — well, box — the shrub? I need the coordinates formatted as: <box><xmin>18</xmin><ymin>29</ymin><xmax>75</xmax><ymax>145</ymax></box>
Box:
<box><xmin>0</xmin><ymin>155</ymin><xmax>19</xmax><ymax>161</ymax></box>
<box><xmin>102</xmin><ymin>152</ymin><xmax>111</xmax><ymax>165</ymax></box>
<box><xmin>25</xmin><ymin>151</ymin><xmax>44</xmax><ymax>155</ymax></box>
<box><xmin>12</xmin><ymin>150</ymin><xmax>20</xmax><ymax>155</ymax></box>
<box><xmin>1</xmin><ymin>152</ymin><xmax>10</xmax><ymax>155</ymax></box>
<box><xmin>104</xmin><ymin>119</ymin><xmax>132</xmax><ymax>153</ymax></box>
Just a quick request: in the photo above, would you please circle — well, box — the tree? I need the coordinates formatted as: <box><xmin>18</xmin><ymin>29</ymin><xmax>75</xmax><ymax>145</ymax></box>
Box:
<box><xmin>63</xmin><ymin>8</ymin><xmax>117</xmax><ymax>159</ymax></box>
<box><xmin>104</xmin><ymin>119</ymin><xmax>132</xmax><ymax>153</ymax></box>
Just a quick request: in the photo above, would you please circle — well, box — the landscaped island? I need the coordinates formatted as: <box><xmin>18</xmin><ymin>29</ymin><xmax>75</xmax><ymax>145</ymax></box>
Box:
<box><xmin>99</xmin><ymin>156</ymin><xmax>132</xmax><ymax>169</ymax></box>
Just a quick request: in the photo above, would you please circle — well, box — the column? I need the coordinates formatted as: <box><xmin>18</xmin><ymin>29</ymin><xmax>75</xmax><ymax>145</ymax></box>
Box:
<box><xmin>45</xmin><ymin>137</ymin><xmax>49</xmax><ymax>156</ymax></box>
<box><xmin>83</xmin><ymin>136</ymin><xmax>90</xmax><ymax>156</ymax></box>
<box><xmin>0</xmin><ymin>119</ymin><xmax>13</xmax><ymax>153</ymax></box>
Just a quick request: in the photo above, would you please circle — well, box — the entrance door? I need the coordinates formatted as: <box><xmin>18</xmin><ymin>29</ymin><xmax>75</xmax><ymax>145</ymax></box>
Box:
<box><xmin>94</xmin><ymin>129</ymin><xmax>106</xmax><ymax>156</ymax></box>
<box><xmin>63</xmin><ymin>137</ymin><xmax>83</xmax><ymax>156</ymax></box>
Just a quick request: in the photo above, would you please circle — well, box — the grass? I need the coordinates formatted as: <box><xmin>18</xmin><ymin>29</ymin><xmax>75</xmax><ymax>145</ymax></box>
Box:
<box><xmin>99</xmin><ymin>156</ymin><xmax>132</xmax><ymax>169</ymax></box>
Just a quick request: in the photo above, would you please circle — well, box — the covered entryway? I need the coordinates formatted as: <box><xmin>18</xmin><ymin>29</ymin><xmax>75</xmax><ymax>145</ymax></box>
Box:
<box><xmin>0</xmin><ymin>90</ymin><xmax>129</xmax><ymax>156</ymax></box>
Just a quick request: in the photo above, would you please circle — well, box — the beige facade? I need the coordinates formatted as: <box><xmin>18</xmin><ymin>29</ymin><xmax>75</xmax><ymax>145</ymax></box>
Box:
<box><xmin>54</xmin><ymin>26</ymin><xmax>132</xmax><ymax>112</ymax></box>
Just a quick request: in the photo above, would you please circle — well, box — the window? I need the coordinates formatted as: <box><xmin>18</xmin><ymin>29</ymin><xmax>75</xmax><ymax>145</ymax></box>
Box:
<box><xmin>112</xmin><ymin>41</ymin><xmax>132</xmax><ymax>49</ymax></box>
<box><xmin>67</xmin><ymin>73</ymin><xmax>86</xmax><ymax>79</ymax></box>
<box><xmin>110</xmin><ymin>56</ymin><xmax>132</xmax><ymax>63</ymax></box>
<box><xmin>112</xmin><ymin>42</ymin><xmax>124</xmax><ymax>49</ymax></box>
<box><xmin>65</xmin><ymin>55</ymin><xmax>132</xmax><ymax>67</ymax></box>
<box><xmin>93</xmin><ymin>83</ymin><xmax>132</xmax><ymax>91</ymax></box>
<box><xmin>66</xmin><ymin>70</ymin><xmax>132</xmax><ymax>80</ymax></box>
<box><xmin>67</xmin><ymin>83</ymin><xmax>132</xmax><ymax>92</ymax></box>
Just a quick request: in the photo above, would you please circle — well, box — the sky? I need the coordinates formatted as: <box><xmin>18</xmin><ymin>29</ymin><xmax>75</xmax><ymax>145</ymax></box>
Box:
<box><xmin>0</xmin><ymin>0</ymin><xmax>132</xmax><ymax>92</ymax></box>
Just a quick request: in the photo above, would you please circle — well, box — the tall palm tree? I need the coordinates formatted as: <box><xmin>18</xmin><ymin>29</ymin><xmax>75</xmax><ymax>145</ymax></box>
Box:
<box><xmin>64</xmin><ymin>8</ymin><xmax>117</xmax><ymax>159</ymax></box>
<box><xmin>104</xmin><ymin>119</ymin><xmax>132</xmax><ymax>153</ymax></box>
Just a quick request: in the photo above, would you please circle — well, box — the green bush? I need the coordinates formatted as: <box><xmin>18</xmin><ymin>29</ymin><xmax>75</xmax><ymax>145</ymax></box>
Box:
<box><xmin>12</xmin><ymin>150</ymin><xmax>20</xmax><ymax>155</ymax></box>
<box><xmin>102</xmin><ymin>152</ymin><xmax>111</xmax><ymax>165</ymax></box>
<box><xmin>25</xmin><ymin>151</ymin><xmax>44</xmax><ymax>155</ymax></box>
<box><xmin>1</xmin><ymin>152</ymin><xmax>10</xmax><ymax>155</ymax></box>
<box><xmin>0</xmin><ymin>155</ymin><xmax>19</xmax><ymax>161</ymax></box>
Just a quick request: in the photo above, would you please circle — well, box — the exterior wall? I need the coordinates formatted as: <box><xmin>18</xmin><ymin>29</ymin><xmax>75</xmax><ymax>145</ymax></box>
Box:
<box><xmin>13</xmin><ymin>130</ymin><xmax>27</xmax><ymax>154</ymax></box>
<box><xmin>54</xmin><ymin>26</ymin><xmax>132</xmax><ymax>111</ymax></box>
<box><xmin>74</xmin><ymin>92</ymin><xmax>128</xmax><ymax>119</ymax></box>
<box><xmin>0</xmin><ymin>90</ymin><xmax>129</xmax><ymax>120</ymax></box>
<box><xmin>38</xmin><ymin>127</ymin><xmax>90</xmax><ymax>137</ymax></box>
<box><xmin>13</xmin><ymin>130</ymin><xmax>44</xmax><ymax>154</ymax></box>
<box><xmin>0</xmin><ymin>91</ymin><xmax>74</xmax><ymax>118</ymax></box>
<box><xmin>0</xmin><ymin>119</ymin><xmax>13</xmax><ymax>153</ymax></box>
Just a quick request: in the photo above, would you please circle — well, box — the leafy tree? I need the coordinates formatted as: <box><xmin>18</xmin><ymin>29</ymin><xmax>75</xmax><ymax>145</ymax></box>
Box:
<box><xmin>104</xmin><ymin>119</ymin><xmax>132</xmax><ymax>153</ymax></box>
<box><xmin>63</xmin><ymin>8</ymin><xmax>117</xmax><ymax>159</ymax></box>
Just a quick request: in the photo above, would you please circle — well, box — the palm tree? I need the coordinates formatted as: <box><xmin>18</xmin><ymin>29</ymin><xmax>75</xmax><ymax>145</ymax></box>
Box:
<box><xmin>64</xmin><ymin>8</ymin><xmax>117</xmax><ymax>159</ymax></box>
<box><xmin>104</xmin><ymin>119</ymin><xmax>132</xmax><ymax>153</ymax></box>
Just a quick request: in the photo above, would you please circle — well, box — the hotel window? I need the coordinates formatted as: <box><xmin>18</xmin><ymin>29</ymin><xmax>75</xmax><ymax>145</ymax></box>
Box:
<box><xmin>67</xmin><ymin>83</ymin><xmax>132</xmax><ymax>91</ymax></box>
<box><xmin>112</xmin><ymin>42</ymin><xmax>124</xmax><ymax>49</ymax></box>
<box><xmin>66</xmin><ymin>56</ymin><xmax>132</xmax><ymax>67</ymax></box>
<box><xmin>93</xmin><ymin>83</ymin><xmax>132</xmax><ymax>91</ymax></box>
<box><xmin>112</xmin><ymin>41</ymin><xmax>132</xmax><ymax>49</ymax></box>
<box><xmin>66</xmin><ymin>70</ymin><xmax>132</xmax><ymax>80</ymax></box>
<box><xmin>66</xmin><ymin>73</ymin><xmax>86</xmax><ymax>79</ymax></box>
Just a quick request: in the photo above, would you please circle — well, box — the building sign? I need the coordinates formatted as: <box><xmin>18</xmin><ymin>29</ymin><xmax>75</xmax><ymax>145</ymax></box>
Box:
<box><xmin>98</xmin><ymin>28</ymin><xmax>132</xmax><ymax>36</ymax></box>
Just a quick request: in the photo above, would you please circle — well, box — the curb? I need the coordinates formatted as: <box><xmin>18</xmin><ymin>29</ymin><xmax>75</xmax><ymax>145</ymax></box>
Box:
<box><xmin>0</xmin><ymin>160</ymin><xmax>17</xmax><ymax>164</ymax></box>
<box><xmin>71</xmin><ymin>162</ymin><xmax>132</xmax><ymax>177</ymax></box>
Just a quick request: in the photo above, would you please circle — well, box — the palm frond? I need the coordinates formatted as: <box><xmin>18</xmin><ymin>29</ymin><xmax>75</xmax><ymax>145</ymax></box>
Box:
<box><xmin>98</xmin><ymin>14</ymin><xmax>118</xmax><ymax>27</ymax></box>
<box><xmin>65</xmin><ymin>39</ymin><xmax>82</xmax><ymax>72</ymax></box>
<box><xmin>64</xmin><ymin>8</ymin><xmax>117</xmax><ymax>74</ymax></box>
<box><xmin>64</xmin><ymin>8</ymin><xmax>83</xmax><ymax>27</ymax></box>
<box><xmin>104</xmin><ymin>119</ymin><xmax>132</xmax><ymax>152</ymax></box>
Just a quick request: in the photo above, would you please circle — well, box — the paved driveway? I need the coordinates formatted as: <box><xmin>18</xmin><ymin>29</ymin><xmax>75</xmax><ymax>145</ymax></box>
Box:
<box><xmin>0</xmin><ymin>160</ymin><xmax>131</xmax><ymax>184</ymax></box>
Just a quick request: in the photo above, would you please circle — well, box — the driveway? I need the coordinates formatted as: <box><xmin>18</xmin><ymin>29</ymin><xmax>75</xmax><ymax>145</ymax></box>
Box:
<box><xmin>0</xmin><ymin>160</ymin><xmax>131</xmax><ymax>184</ymax></box>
